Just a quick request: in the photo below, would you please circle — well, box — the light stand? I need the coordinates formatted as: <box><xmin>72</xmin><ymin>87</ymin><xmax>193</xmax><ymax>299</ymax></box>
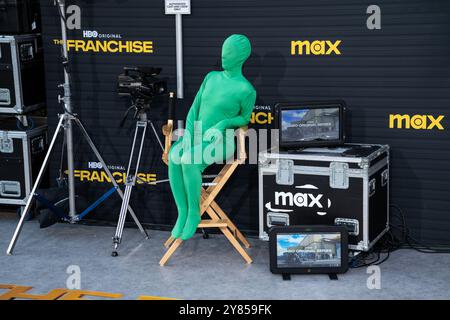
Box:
<box><xmin>56</xmin><ymin>0</ymin><xmax>76</xmax><ymax>218</ymax></box>
<box><xmin>6</xmin><ymin>0</ymin><xmax>149</xmax><ymax>255</ymax></box>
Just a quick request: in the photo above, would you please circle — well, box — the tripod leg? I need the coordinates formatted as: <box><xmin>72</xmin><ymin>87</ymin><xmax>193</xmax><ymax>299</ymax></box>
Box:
<box><xmin>112</xmin><ymin>184</ymin><xmax>133</xmax><ymax>256</ymax></box>
<box><xmin>114</xmin><ymin>187</ymin><xmax>148</xmax><ymax>237</ymax></box>
<box><xmin>6</xmin><ymin>115</ymin><xmax>66</xmax><ymax>255</ymax></box>
<box><xmin>111</xmin><ymin>120</ymin><xmax>148</xmax><ymax>256</ymax></box>
<box><xmin>73</xmin><ymin>118</ymin><xmax>149</xmax><ymax>239</ymax></box>
<box><xmin>148</xmin><ymin>120</ymin><xmax>164</xmax><ymax>152</ymax></box>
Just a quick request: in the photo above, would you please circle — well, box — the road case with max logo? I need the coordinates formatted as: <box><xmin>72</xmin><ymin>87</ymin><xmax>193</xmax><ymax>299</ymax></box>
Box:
<box><xmin>258</xmin><ymin>144</ymin><xmax>389</xmax><ymax>251</ymax></box>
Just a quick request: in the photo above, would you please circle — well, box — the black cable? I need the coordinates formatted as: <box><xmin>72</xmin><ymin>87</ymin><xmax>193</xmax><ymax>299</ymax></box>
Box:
<box><xmin>390</xmin><ymin>204</ymin><xmax>450</xmax><ymax>253</ymax></box>
<box><xmin>390</xmin><ymin>204</ymin><xmax>407</xmax><ymax>243</ymax></box>
<box><xmin>350</xmin><ymin>223</ymin><xmax>399</xmax><ymax>268</ymax></box>
<box><xmin>351</xmin><ymin>250</ymin><xmax>381</xmax><ymax>268</ymax></box>
<box><xmin>373</xmin><ymin>232</ymin><xmax>394</xmax><ymax>265</ymax></box>
<box><xmin>374</xmin><ymin>250</ymin><xmax>390</xmax><ymax>265</ymax></box>
<box><xmin>388</xmin><ymin>223</ymin><xmax>450</xmax><ymax>253</ymax></box>
<box><xmin>350</xmin><ymin>202</ymin><xmax>450</xmax><ymax>269</ymax></box>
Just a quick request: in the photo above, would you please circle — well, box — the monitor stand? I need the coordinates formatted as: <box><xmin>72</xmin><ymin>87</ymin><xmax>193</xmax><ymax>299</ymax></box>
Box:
<box><xmin>282</xmin><ymin>273</ymin><xmax>291</xmax><ymax>281</ymax></box>
<box><xmin>328</xmin><ymin>273</ymin><xmax>338</xmax><ymax>280</ymax></box>
<box><xmin>280</xmin><ymin>273</ymin><xmax>339</xmax><ymax>280</ymax></box>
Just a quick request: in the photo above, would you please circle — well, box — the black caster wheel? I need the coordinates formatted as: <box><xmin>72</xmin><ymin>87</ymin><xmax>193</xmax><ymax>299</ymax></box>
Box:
<box><xmin>111</xmin><ymin>251</ymin><xmax>118</xmax><ymax>257</ymax></box>
<box><xmin>202</xmin><ymin>233</ymin><xmax>209</xmax><ymax>239</ymax></box>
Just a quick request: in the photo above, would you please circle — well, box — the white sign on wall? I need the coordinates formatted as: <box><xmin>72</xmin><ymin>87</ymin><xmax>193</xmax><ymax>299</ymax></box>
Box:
<box><xmin>165</xmin><ymin>0</ymin><xmax>191</xmax><ymax>15</ymax></box>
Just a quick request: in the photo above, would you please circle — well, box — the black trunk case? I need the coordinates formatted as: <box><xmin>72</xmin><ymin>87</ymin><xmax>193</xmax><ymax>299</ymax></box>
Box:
<box><xmin>258</xmin><ymin>144</ymin><xmax>390</xmax><ymax>251</ymax></box>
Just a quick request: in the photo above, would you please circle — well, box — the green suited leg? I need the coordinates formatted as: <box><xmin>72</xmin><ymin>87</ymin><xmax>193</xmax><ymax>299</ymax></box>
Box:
<box><xmin>168</xmin><ymin>140</ymin><xmax>189</xmax><ymax>239</ymax></box>
<box><xmin>169</xmin><ymin>137</ymin><xmax>234</xmax><ymax>240</ymax></box>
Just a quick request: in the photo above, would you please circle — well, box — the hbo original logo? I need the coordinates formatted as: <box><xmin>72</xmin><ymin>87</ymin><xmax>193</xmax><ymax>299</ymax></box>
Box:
<box><xmin>83</xmin><ymin>30</ymin><xmax>98</xmax><ymax>38</ymax></box>
<box><xmin>88</xmin><ymin>162</ymin><xmax>103</xmax><ymax>169</ymax></box>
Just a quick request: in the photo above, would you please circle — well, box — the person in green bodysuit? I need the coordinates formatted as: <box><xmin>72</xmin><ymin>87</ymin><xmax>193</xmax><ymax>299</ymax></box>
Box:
<box><xmin>168</xmin><ymin>34</ymin><xmax>256</xmax><ymax>240</ymax></box>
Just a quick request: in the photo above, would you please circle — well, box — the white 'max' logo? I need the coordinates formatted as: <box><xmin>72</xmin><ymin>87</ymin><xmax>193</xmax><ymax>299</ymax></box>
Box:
<box><xmin>275</xmin><ymin>191</ymin><xmax>323</xmax><ymax>208</ymax></box>
<box><xmin>266</xmin><ymin>184</ymin><xmax>331</xmax><ymax>216</ymax></box>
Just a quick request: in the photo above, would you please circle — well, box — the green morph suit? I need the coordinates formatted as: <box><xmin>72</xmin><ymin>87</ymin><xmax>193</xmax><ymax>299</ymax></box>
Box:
<box><xmin>168</xmin><ymin>34</ymin><xmax>257</xmax><ymax>240</ymax></box>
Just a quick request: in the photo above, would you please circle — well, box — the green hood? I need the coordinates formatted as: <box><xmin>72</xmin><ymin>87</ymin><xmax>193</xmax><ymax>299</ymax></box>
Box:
<box><xmin>221</xmin><ymin>34</ymin><xmax>251</xmax><ymax>74</ymax></box>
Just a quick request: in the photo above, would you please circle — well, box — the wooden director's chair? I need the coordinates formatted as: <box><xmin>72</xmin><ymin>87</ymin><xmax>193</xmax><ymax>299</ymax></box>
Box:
<box><xmin>160</xmin><ymin>95</ymin><xmax>252</xmax><ymax>266</ymax></box>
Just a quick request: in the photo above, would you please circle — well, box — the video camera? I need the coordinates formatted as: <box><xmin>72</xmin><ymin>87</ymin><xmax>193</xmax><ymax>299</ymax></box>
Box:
<box><xmin>117</xmin><ymin>66</ymin><xmax>167</xmax><ymax>101</ymax></box>
<box><xmin>117</xmin><ymin>66</ymin><xmax>168</xmax><ymax>126</ymax></box>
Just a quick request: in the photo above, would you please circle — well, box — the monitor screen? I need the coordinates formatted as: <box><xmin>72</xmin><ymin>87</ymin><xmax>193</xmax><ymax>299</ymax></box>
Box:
<box><xmin>280</xmin><ymin>106</ymin><xmax>341</xmax><ymax>144</ymax></box>
<box><xmin>276</xmin><ymin>232</ymin><xmax>342</xmax><ymax>268</ymax></box>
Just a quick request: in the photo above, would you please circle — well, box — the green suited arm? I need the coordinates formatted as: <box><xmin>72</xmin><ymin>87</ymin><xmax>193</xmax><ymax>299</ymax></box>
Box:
<box><xmin>184</xmin><ymin>73</ymin><xmax>211</xmax><ymax>139</ymax></box>
<box><xmin>214</xmin><ymin>90</ymin><xmax>257</xmax><ymax>131</ymax></box>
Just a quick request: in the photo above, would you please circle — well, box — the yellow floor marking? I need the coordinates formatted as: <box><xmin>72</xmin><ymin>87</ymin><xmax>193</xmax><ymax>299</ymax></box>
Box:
<box><xmin>0</xmin><ymin>284</ymin><xmax>175</xmax><ymax>300</ymax></box>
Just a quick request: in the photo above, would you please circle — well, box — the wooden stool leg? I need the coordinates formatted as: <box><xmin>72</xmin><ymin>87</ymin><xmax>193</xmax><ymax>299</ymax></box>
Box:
<box><xmin>220</xmin><ymin>227</ymin><xmax>253</xmax><ymax>264</ymax></box>
<box><xmin>204</xmin><ymin>207</ymin><xmax>252</xmax><ymax>264</ymax></box>
<box><xmin>210</xmin><ymin>201</ymin><xmax>251</xmax><ymax>249</ymax></box>
<box><xmin>164</xmin><ymin>236</ymin><xmax>175</xmax><ymax>248</ymax></box>
<box><xmin>159</xmin><ymin>238</ymin><xmax>183</xmax><ymax>266</ymax></box>
<box><xmin>162</xmin><ymin>159</ymin><xmax>251</xmax><ymax>264</ymax></box>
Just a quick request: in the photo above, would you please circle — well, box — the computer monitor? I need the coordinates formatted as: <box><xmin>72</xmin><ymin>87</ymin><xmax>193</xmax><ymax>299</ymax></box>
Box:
<box><xmin>269</xmin><ymin>225</ymin><xmax>348</xmax><ymax>275</ymax></box>
<box><xmin>276</xmin><ymin>101</ymin><xmax>345</xmax><ymax>149</ymax></box>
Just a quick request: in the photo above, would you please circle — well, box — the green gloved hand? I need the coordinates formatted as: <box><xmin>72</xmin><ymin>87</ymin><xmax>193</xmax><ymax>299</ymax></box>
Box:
<box><xmin>204</xmin><ymin>126</ymin><xmax>223</xmax><ymax>143</ymax></box>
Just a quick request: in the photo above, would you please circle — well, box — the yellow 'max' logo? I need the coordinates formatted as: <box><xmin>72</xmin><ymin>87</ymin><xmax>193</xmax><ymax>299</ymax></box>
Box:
<box><xmin>389</xmin><ymin>114</ymin><xmax>445</xmax><ymax>130</ymax></box>
<box><xmin>291</xmin><ymin>40</ymin><xmax>342</xmax><ymax>55</ymax></box>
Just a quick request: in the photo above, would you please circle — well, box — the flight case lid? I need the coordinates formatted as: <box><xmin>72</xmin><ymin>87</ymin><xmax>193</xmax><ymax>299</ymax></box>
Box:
<box><xmin>260</xmin><ymin>143</ymin><xmax>389</xmax><ymax>164</ymax></box>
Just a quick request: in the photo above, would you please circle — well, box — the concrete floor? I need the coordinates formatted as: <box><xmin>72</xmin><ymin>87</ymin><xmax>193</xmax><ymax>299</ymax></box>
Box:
<box><xmin>0</xmin><ymin>212</ymin><xmax>449</xmax><ymax>300</ymax></box>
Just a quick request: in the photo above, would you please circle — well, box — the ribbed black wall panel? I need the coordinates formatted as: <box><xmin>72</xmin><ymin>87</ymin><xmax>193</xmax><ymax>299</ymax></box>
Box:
<box><xmin>39</xmin><ymin>0</ymin><xmax>450</xmax><ymax>244</ymax></box>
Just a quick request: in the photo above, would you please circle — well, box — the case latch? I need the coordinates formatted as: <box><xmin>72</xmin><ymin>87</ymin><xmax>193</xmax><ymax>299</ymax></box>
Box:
<box><xmin>330</xmin><ymin>162</ymin><xmax>349</xmax><ymax>189</ymax></box>
<box><xmin>276</xmin><ymin>159</ymin><xmax>294</xmax><ymax>185</ymax></box>
<box><xmin>0</xmin><ymin>131</ymin><xmax>13</xmax><ymax>153</ymax></box>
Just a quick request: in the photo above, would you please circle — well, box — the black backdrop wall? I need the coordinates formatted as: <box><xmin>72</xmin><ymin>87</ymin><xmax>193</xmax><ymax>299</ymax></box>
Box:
<box><xmin>39</xmin><ymin>0</ymin><xmax>450</xmax><ymax>244</ymax></box>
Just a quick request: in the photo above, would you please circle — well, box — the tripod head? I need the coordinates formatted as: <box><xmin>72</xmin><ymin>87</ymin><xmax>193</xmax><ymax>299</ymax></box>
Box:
<box><xmin>117</xmin><ymin>66</ymin><xmax>167</xmax><ymax>127</ymax></box>
<box><xmin>119</xmin><ymin>97</ymin><xmax>152</xmax><ymax>127</ymax></box>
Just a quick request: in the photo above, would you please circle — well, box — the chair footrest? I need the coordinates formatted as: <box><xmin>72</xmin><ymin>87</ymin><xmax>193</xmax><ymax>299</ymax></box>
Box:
<box><xmin>198</xmin><ymin>219</ymin><xmax>229</xmax><ymax>228</ymax></box>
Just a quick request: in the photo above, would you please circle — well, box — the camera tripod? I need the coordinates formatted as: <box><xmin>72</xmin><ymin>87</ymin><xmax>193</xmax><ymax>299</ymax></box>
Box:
<box><xmin>6</xmin><ymin>0</ymin><xmax>149</xmax><ymax>255</ymax></box>
<box><xmin>112</xmin><ymin>98</ymin><xmax>165</xmax><ymax>256</ymax></box>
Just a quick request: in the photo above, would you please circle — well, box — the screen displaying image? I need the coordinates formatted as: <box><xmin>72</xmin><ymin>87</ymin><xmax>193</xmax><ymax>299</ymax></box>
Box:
<box><xmin>281</xmin><ymin>107</ymin><xmax>340</xmax><ymax>142</ymax></box>
<box><xmin>276</xmin><ymin>233</ymin><xmax>342</xmax><ymax>268</ymax></box>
